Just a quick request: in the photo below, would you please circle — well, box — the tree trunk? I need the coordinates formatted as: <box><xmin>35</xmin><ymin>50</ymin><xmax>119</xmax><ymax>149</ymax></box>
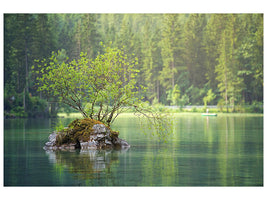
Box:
<box><xmin>157</xmin><ymin>80</ymin><xmax>160</xmax><ymax>101</ymax></box>
<box><xmin>223</xmin><ymin>30</ymin><xmax>228</xmax><ymax>113</ymax></box>
<box><xmin>23</xmin><ymin>88</ymin><xmax>26</xmax><ymax>111</ymax></box>
<box><xmin>172</xmin><ymin>60</ymin><xmax>175</xmax><ymax>89</ymax></box>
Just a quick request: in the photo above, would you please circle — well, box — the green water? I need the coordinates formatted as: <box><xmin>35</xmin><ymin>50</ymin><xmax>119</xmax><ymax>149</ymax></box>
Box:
<box><xmin>4</xmin><ymin>114</ymin><xmax>263</xmax><ymax>186</ymax></box>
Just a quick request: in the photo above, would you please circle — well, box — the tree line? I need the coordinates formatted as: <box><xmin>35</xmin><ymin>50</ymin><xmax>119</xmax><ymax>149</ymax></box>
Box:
<box><xmin>4</xmin><ymin>14</ymin><xmax>263</xmax><ymax>117</ymax></box>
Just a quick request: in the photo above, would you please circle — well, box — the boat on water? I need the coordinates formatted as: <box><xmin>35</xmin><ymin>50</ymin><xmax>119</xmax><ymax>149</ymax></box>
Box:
<box><xmin>201</xmin><ymin>113</ymin><xmax>217</xmax><ymax>116</ymax></box>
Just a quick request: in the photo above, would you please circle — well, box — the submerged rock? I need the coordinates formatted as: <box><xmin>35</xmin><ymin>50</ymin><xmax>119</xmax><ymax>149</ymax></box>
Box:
<box><xmin>43</xmin><ymin>118</ymin><xmax>130</xmax><ymax>151</ymax></box>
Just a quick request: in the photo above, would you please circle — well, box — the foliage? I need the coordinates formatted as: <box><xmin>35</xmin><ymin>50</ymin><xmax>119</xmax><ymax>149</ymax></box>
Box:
<box><xmin>170</xmin><ymin>84</ymin><xmax>181</xmax><ymax>106</ymax></box>
<box><xmin>203</xmin><ymin>89</ymin><xmax>216</xmax><ymax>107</ymax></box>
<box><xmin>133</xmin><ymin>103</ymin><xmax>173</xmax><ymax>142</ymax></box>
<box><xmin>33</xmin><ymin>45</ymin><xmax>141</xmax><ymax>126</ymax></box>
<box><xmin>26</xmin><ymin>96</ymin><xmax>48</xmax><ymax>117</ymax></box>
<box><xmin>244</xmin><ymin>101</ymin><xmax>263</xmax><ymax>113</ymax></box>
<box><xmin>151</xmin><ymin>98</ymin><xmax>169</xmax><ymax>112</ymax></box>
<box><xmin>184</xmin><ymin>14</ymin><xmax>207</xmax><ymax>88</ymax></box>
<box><xmin>4</xmin><ymin>84</ymin><xmax>48</xmax><ymax>118</ymax></box>
<box><xmin>166</xmin><ymin>84</ymin><xmax>189</xmax><ymax>110</ymax></box>
<box><xmin>160</xmin><ymin>14</ymin><xmax>182</xmax><ymax>90</ymax></box>
<box><xmin>179</xmin><ymin>94</ymin><xmax>189</xmax><ymax>109</ymax></box>
<box><xmin>34</xmin><ymin>43</ymin><xmax>173</xmax><ymax>140</ymax></box>
<box><xmin>4</xmin><ymin>13</ymin><xmax>263</xmax><ymax>118</ymax></box>
<box><xmin>54</xmin><ymin>119</ymin><xmax>65</xmax><ymax>132</ymax></box>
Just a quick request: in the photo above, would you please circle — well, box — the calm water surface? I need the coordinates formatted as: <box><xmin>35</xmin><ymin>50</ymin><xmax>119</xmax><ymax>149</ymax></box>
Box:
<box><xmin>4</xmin><ymin>114</ymin><xmax>263</xmax><ymax>186</ymax></box>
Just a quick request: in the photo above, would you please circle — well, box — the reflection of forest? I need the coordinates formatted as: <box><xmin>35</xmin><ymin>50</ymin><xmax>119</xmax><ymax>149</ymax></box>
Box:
<box><xmin>45</xmin><ymin>149</ymin><xmax>126</xmax><ymax>180</ymax></box>
<box><xmin>140</xmin><ymin>116</ymin><xmax>263</xmax><ymax>186</ymax></box>
<box><xmin>41</xmin><ymin>115</ymin><xmax>263</xmax><ymax>186</ymax></box>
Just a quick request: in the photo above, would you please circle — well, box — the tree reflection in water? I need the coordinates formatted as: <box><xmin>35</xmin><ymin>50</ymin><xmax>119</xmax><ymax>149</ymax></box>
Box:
<box><xmin>45</xmin><ymin>149</ymin><xmax>128</xmax><ymax>180</ymax></box>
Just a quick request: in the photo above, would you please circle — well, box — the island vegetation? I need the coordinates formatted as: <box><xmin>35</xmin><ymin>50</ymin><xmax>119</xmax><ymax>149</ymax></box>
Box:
<box><xmin>35</xmin><ymin>44</ymin><xmax>171</xmax><ymax>145</ymax></box>
<box><xmin>4</xmin><ymin>14</ymin><xmax>263</xmax><ymax>120</ymax></box>
<box><xmin>33</xmin><ymin>44</ymin><xmax>142</xmax><ymax>126</ymax></box>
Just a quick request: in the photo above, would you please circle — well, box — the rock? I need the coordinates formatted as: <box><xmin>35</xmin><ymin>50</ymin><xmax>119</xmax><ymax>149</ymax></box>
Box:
<box><xmin>92</xmin><ymin>124</ymin><xmax>107</xmax><ymax>134</ymax></box>
<box><xmin>105</xmin><ymin>135</ymin><xmax>112</xmax><ymax>141</ymax></box>
<box><xmin>96</xmin><ymin>134</ymin><xmax>105</xmax><ymax>140</ymax></box>
<box><xmin>48</xmin><ymin>132</ymin><xmax>57</xmax><ymax>142</ymax></box>
<box><xmin>45</xmin><ymin>141</ymin><xmax>53</xmax><ymax>146</ymax></box>
<box><xmin>112</xmin><ymin>137</ymin><xmax>130</xmax><ymax>149</ymax></box>
<box><xmin>43</xmin><ymin>132</ymin><xmax>57</xmax><ymax>150</ymax></box>
<box><xmin>80</xmin><ymin>141</ymin><xmax>98</xmax><ymax>150</ymax></box>
<box><xmin>48</xmin><ymin>132</ymin><xmax>57</xmax><ymax>145</ymax></box>
<box><xmin>105</xmin><ymin>139</ymin><xmax>112</xmax><ymax>145</ymax></box>
<box><xmin>43</xmin><ymin>118</ymin><xmax>130</xmax><ymax>151</ymax></box>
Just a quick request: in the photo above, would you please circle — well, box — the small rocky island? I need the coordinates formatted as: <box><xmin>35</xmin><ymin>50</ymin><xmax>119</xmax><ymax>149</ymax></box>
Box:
<box><xmin>43</xmin><ymin>118</ymin><xmax>130</xmax><ymax>151</ymax></box>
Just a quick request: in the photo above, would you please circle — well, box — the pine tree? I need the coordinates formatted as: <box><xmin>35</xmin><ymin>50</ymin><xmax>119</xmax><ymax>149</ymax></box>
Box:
<box><xmin>237</xmin><ymin>14</ymin><xmax>263</xmax><ymax>103</ymax></box>
<box><xmin>203</xmin><ymin>14</ymin><xmax>226</xmax><ymax>91</ymax></box>
<box><xmin>80</xmin><ymin>14</ymin><xmax>101</xmax><ymax>59</ymax></box>
<box><xmin>141</xmin><ymin>15</ymin><xmax>163</xmax><ymax>102</ymax></box>
<box><xmin>215</xmin><ymin>15</ymin><xmax>244</xmax><ymax>111</ymax></box>
<box><xmin>160</xmin><ymin>14</ymin><xmax>183</xmax><ymax>92</ymax></box>
<box><xmin>183</xmin><ymin>14</ymin><xmax>207</xmax><ymax>88</ymax></box>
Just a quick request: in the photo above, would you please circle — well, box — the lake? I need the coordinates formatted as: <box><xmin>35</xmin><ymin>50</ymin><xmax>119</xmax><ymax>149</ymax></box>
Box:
<box><xmin>4</xmin><ymin>113</ymin><xmax>263</xmax><ymax>186</ymax></box>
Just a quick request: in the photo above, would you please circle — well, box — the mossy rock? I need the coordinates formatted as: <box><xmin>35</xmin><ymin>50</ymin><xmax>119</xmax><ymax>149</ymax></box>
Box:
<box><xmin>55</xmin><ymin>118</ymin><xmax>112</xmax><ymax>146</ymax></box>
<box><xmin>44</xmin><ymin>118</ymin><xmax>130</xmax><ymax>150</ymax></box>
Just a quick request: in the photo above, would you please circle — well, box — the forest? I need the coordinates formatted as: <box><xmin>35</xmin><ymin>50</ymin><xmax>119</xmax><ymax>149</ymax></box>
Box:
<box><xmin>4</xmin><ymin>14</ymin><xmax>263</xmax><ymax>118</ymax></box>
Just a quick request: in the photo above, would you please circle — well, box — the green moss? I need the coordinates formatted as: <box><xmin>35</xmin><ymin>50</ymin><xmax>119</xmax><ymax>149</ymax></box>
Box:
<box><xmin>56</xmin><ymin>131</ymin><xmax>70</xmax><ymax>146</ymax></box>
<box><xmin>55</xmin><ymin>118</ymin><xmax>106</xmax><ymax>146</ymax></box>
<box><xmin>110</xmin><ymin>130</ymin><xmax>119</xmax><ymax>138</ymax></box>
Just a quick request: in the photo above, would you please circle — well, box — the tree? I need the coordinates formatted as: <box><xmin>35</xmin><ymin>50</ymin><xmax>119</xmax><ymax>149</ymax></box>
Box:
<box><xmin>203</xmin><ymin>89</ymin><xmax>216</xmax><ymax>107</ymax></box>
<box><xmin>34</xmin><ymin>45</ymin><xmax>141</xmax><ymax>125</ymax></box>
<box><xmin>215</xmin><ymin>15</ymin><xmax>245</xmax><ymax>111</ymax></box>
<box><xmin>141</xmin><ymin>15</ymin><xmax>163</xmax><ymax>103</ymax></box>
<box><xmin>160</xmin><ymin>14</ymin><xmax>183</xmax><ymax>91</ymax></box>
<box><xmin>5</xmin><ymin>14</ymin><xmax>264</xmax><ymax>118</ymax></box>
<box><xmin>237</xmin><ymin>14</ymin><xmax>263</xmax><ymax>103</ymax></box>
<box><xmin>183</xmin><ymin>14</ymin><xmax>207</xmax><ymax>88</ymax></box>
<box><xmin>167</xmin><ymin>84</ymin><xmax>189</xmax><ymax>109</ymax></box>
<box><xmin>80</xmin><ymin>14</ymin><xmax>101</xmax><ymax>59</ymax></box>
<box><xmin>4</xmin><ymin>14</ymin><xmax>36</xmax><ymax>111</ymax></box>
<box><xmin>170</xmin><ymin>84</ymin><xmax>181</xmax><ymax>106</ymax></box>
<box><xmin>216</xmin><ymin>29</ymin><xmax>230</xmax><ymax>112</ymax></box>
<box><xmin>203</xmin><ymin>14</ymin><xmax>226</xmax><ymax>91</ymax></box>
<box><xmin>34</xmin><ymin>44</ymin><xmax>172</xmax><ymax>141</ymax></box>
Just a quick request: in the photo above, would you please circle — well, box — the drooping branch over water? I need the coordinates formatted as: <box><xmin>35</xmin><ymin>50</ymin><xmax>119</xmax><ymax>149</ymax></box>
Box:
<box><xmin>133</xmin><ymin>103</ymin><xmax>173</xmax><ymax>142</ymax></box>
